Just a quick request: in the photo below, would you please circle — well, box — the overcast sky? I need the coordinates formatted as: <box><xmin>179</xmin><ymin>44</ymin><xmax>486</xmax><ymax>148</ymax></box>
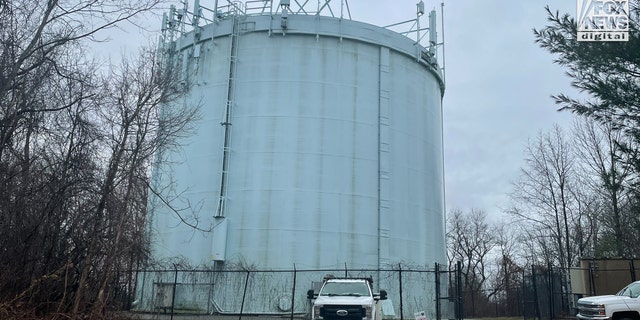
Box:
<box><xmin>324</xmin><ymin>0</ymin><xmax>580</xmax><ymax>218</ymax></box>
<box><xmin>100</xmin><ymin>0</ymin><xmax>583</xmax><ymax>219</ymax></box>
<box><xmin>349</xmin><ymin>0</ymin><xmax>580</xmax><ymax>218</ymax></box>
<box><xmin>438</xmin><ymin>1</ymin><xmax>577</xmax><ymax>218</ymax></box>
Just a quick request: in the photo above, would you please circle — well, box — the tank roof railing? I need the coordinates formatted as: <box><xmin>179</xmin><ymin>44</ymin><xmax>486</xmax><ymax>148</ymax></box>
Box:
<box><xmin>160</xmin><ymin>0</ymin><xmax>352</xmax><ymax>41</ymax></box>
<box><xmin>159</xmin><ymin>0</ymin><xmax>445</xmax><ymax>85</ymax></box>
<box><xmin>212</xmin><ymin>0</ymin><xmax>353</xmax><ymax>20</ymax></box>
<box><xmin>162</xmin><ymin>1</ymin><xmax>438</xmax><ymax>46</ymax></box>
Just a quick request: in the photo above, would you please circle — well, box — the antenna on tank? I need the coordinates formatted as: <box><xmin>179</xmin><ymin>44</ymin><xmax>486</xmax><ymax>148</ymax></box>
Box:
<box><xmin>416</xmin><ymin>1</ymin><xmax>424</xmax><ymax>43</ymax></box>
<box><xmin>193</xmin><ymin>0</ymin><xmax>201</xmax><ymax>26</ymax></box>
<box><xmin>193</xmin><ymin>0</ymin><xmax>202</xmax><ymax>39</ymax></box>
<box><xmin>175</xmin><ymin>0</ymin><xmax>188</xmax><ymax>34</ymax></box>
<box><xmin>440</xmin><ymin>1</ymin><xmax>446</xmax><ymax>84</ymax></box>
<box><xmin>417</xmin><ymin>0</ymin><xmax>425</xmax><ymax>15</ymax></box>
<box><xmin>161</xmin><ymin>12</ymin><xmax>168</xmax><ymax>32</ymax></box>
<box><xmin>280</xmin><ymin>0</ymin><xmax>290</xmax><ymax>32</ymax></box>
<box><xmin>164</xmin><ymin>5</ymin><xmax>178</xmax><ymax>51</ymax></box>
<box><xmin>428</xmin><ymin>9</ymin><xmax>436</xmax><ymax>56</ymax></box>
<box><xmin>168</xmin><ymin>4</ymin><xmax>176</xmax><ymax>29</ymax></box>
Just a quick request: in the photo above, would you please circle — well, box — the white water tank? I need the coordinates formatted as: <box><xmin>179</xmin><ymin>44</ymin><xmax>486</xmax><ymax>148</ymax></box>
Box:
<box><xmin>149</xmin><ymin>3</ymin><xmax>446</xmax><ymax>271</ymax></box>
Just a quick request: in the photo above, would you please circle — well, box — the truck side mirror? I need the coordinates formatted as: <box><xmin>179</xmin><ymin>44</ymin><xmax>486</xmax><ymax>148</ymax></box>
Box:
<box><xmin>379</xmin><ymin>290</ymin><xmax>387</xmax><ymax>300</ymax></box>
<box><xmin>307</xmin><ymin>289</ymin><xmax>315</xmax><ymax>299</ymax></box>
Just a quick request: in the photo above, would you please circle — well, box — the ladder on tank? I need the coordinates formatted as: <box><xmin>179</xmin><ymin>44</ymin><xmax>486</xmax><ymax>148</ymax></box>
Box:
<box><xmin>216</xmin><ymin>6</ymin><xmax>243</xmax><ymax>218</ymax></box>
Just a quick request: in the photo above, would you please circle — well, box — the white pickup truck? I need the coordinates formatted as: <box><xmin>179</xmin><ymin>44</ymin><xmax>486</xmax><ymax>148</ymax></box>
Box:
<box><xmin>577</xmin><ymin>280</ymin><xmax>640</xmax><ymax>320</ymax></box>
<box><xmin>307</xmin><ymin>277</ymin><xmax>387</xmax><ymax>320</ymax></box>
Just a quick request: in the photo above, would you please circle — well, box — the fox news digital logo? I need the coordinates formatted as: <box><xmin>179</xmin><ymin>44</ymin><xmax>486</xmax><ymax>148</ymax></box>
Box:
<box><xmin>577</xmin><ymin>0</ymin><xmax>629</xmax><ymax>41</ymax></box>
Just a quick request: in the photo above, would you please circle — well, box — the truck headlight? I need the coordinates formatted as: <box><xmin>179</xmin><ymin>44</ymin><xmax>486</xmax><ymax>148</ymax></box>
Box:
<box><xmin>364</xmin><ymin>306</ymin><xmax>372</xmax><ymax>320</ymax></box>
<box><xmin>314</xmin><ymin>306</ymin><xmax>322</xmax><ymax>319</ymax></box>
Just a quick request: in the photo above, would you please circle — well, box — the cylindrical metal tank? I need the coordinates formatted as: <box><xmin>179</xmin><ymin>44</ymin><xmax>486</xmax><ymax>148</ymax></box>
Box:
<box><xmin>149</xmin><ymin>2</ymin><xmax>445</xmax><ymax>272</ymax></box>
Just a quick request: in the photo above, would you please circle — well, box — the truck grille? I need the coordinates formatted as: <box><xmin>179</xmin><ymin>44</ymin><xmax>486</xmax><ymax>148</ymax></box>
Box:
<box><xmin>579</xmin><ymin>309</ymin><xmax>601</xmax><ymax>316</ymax></box>
<box><xmin>577</xmin><ymin>302</ymin><xmax>605</xmax><ymax>318</ymax></box>
<box><xmin>320</xmin><ymin>305</ymin><xmax>366</xmax><ymax>320</ymax></box>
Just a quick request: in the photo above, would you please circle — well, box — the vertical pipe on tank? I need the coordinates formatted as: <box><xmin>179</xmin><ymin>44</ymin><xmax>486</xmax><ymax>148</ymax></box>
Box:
<box><xmin>216</xmin><ymin>13</ymin><xmax>240</xmax><ymax>218</ymax></box>
<box><xmin>378</xmin><ymin>47</ymin><xmax>391</xmax><ymax>269</ymax></box>
<box><xmin>435</xmin><ymin>263</ymin><xmax>441</xmax><ymax>320</ymax></box>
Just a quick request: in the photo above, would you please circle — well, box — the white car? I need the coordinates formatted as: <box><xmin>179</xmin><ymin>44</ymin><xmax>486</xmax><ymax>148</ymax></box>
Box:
<box><xmin>307</xmin><ymin>277</ymin><xmax>387</xmax><ymax>320</ymax></box>
<box><xmin>577</xmin><ymin>281</ymin><xmax>640</xmax><ymax>320</ymax></box>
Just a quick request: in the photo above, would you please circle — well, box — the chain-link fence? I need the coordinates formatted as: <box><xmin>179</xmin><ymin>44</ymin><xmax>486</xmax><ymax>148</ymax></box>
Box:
<box><xmin>112</xmin><ymin>260</ymin><xmax>640</xmax><ymax>319</ymax></box>
<box><xmin>521</xmin><ymin>259</ymin><xmax>640</xmax><ymax>320</ymax></box>
<box><xmin>521</xmin><ymin>265</ymin><xmax>567</xmax><ymax>320</ymax></box>
<box><xmin>116</xmin><ymin>264</ymin><xmax>461</xmax><ymax>319</ymax></box>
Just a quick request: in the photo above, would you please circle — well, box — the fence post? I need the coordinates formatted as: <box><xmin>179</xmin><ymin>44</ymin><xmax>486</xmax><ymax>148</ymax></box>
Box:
<box><xmin>239</xmin><ymin>270</ymin><xmax>251</xmax><ymax>320</ymax></box>
<box><xmin>516</xmin><ymin>286</ymin><xmax>521</xmax><ymax>317</ymax></box>
<box><xmin>290</xmin><ymin>265</ymin><xmax>297</xmax><ymax>320</ymax></box>
<box><xmin>398</xmin><ymin>264</ymin><xmax>404</xmax><ymax>320</ymax></box>
<box><xmin>138</xmin><ymin>270</ymin><xmax>146</xmax><ymax>310</ymax></box>
<box><xmin>207</xmin><ymin>269</ymin><xmax>215</xmax><ymax>314</ymax></box>
<box><xmin>547</xmin><ymin>263</ymin><xmax>554</xmax><ymax>320</ymax></box>
<box><xmin>435</xmin><ymin>263</ymin><xmax>441</xmax><ymax>320</ymax></box>
<box><xmin>588</xmin><ymin>261</ymin><xmax>596</xmax><ymax>296</ymax></box>
<box><xmin>521</xmin><ymin>269</ymin><xmax>526</xmax><ymax>320</ymax></box>
<box><xmin>531</xmin><ymin>265</ymin><xmax>541</xmax><ymax>320</ymax></box>
<box><xmin>170</xmin><ymin>268</ymin><xmax>178</xmax><ymax>320</ymax></box>
<box><xmin>456</xmin><ymin>261</ymin><xmax>463</xmax><ymax>320</ymax></box>
<box><xmin>630</xmin><ymin>260</ymin><xmax>637</xmax><ymax>282</ymax></box>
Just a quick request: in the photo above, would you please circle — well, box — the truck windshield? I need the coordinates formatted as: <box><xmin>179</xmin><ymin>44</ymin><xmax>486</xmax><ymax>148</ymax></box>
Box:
<box><xmin>617</xmin><ymin>282</ymin><xmax>640</xmax><ymax>298</ymax></box>
<box><xmin>320</xmin><ymin>282</ymin><xmax>370</xmax><ymax>296</ymax></box>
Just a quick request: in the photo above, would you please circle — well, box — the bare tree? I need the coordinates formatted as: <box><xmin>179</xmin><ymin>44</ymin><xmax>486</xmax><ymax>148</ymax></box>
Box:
<box><xmin>573</xmin><ymin>118</ymin><xmax>638</xmax><ymax>257</ymax></box>
<box><xmin>447</xmin><ymin>208</ymin><xmax>497</xmax><ymax>317</ymax></box>
<box><xmin>489</xmin><ymin>222</ymin><xmax>524</xmax><ymax>316</ymax></box>
<box><xmin>0</xmin><ymin>34</ymin><xmax>103</xmax><ymax>315</ymax></box>
<box><xmin>507</xmin><ymin>124</ymin><xmax>599</xmax><ymax>304</ymax></box>
<box><xmin>0</xmin><ymin>0</ymin><xmax>205</xmax><ymax>317</ymax></box>
<box><xmin>0</xmin><ymin>0</ymin><xmax>162</xmax><ymax>158</ymax></box>
<box><xmin>71</xmin><ymin>47</ymin><xmax>200</xmax><ymax>315</ymax></box>
<box><xmin>509</xmin><ymin>125</ymin><xmax>581</xmax><ymax>270</ymax></box>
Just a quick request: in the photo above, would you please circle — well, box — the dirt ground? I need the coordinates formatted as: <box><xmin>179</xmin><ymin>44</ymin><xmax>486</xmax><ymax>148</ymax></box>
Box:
<box><xmin>119</xmin><ymin>312</ymin><xmax>307</xmax><ymax>320</ymax></box>
<box><xmin>119</xmin><ymin>313</ymin><xmax>529</xmax><ymax>320</ymax></box>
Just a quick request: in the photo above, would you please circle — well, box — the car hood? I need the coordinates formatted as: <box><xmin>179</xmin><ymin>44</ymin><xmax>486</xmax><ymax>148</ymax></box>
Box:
<box><xmin>579</xmin><ymin>295</ymin><xmax>629</xmax><ymax>305</ymax></box>
<box><xmin>315</xmin><ymin>295</ymin><xmax>374</xmax><ymax>305</ymax></box>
